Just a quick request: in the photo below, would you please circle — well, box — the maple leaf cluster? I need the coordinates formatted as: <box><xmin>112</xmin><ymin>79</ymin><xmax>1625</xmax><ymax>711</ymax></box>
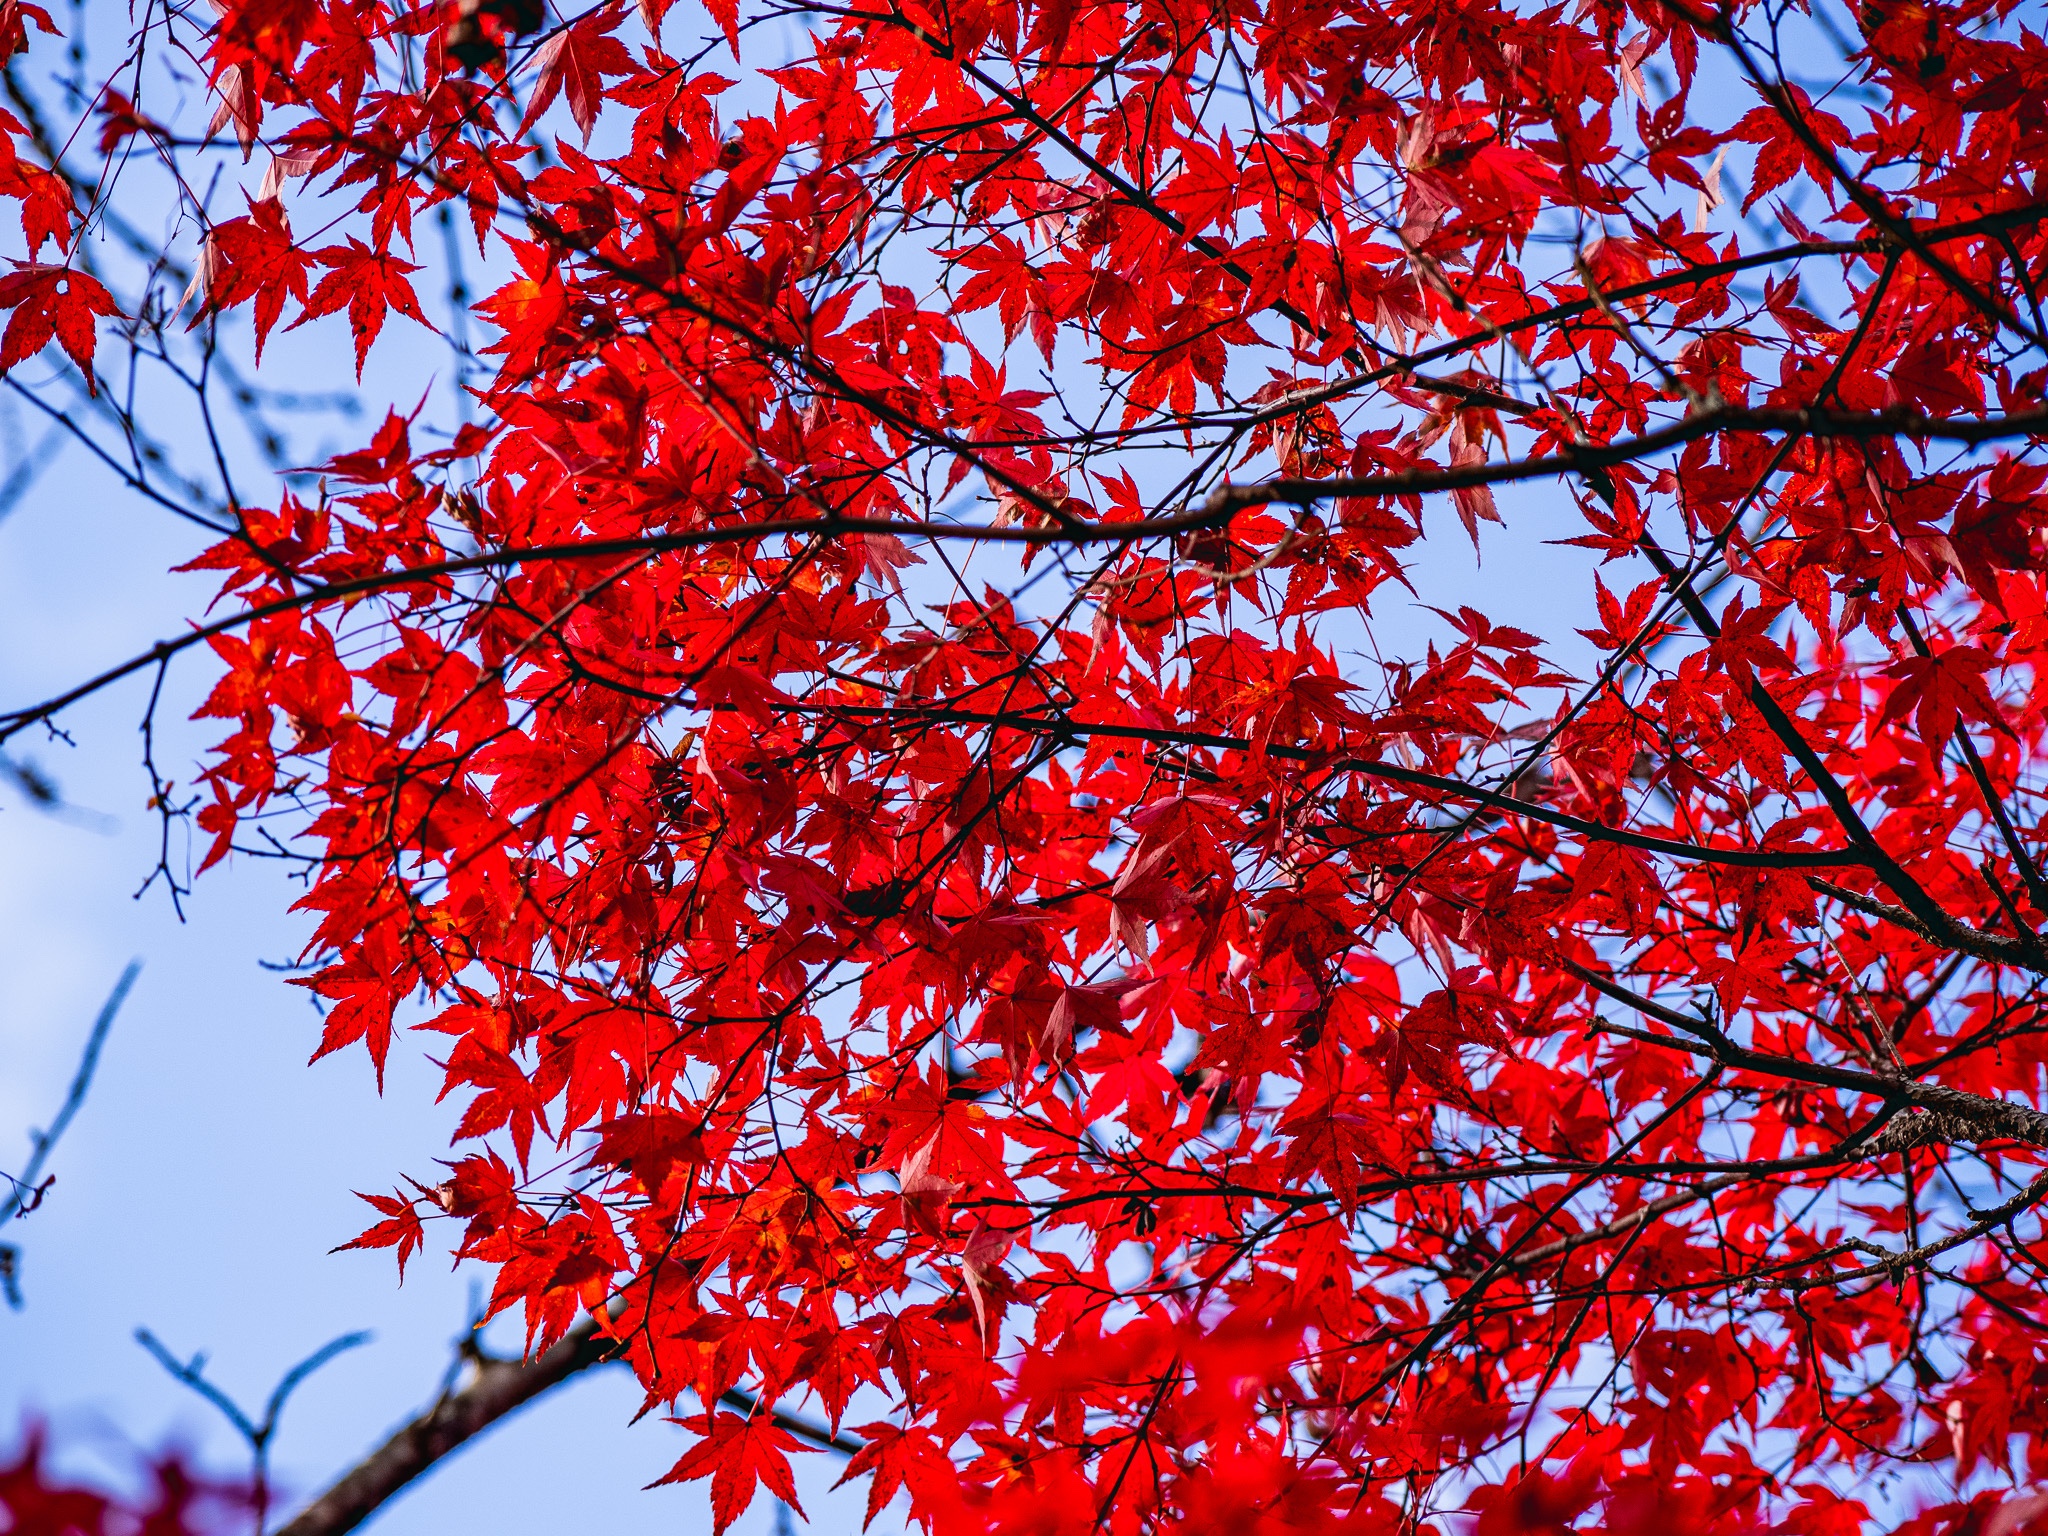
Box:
<box><xmin>8</xmin><ymin>0</ymin><xmax>2048</xmax><ymax>1530</ymax></box>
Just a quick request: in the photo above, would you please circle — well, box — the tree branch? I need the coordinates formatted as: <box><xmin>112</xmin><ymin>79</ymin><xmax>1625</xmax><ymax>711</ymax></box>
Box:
<box><xmin>9</xmin><ymin>403</ymin><xmax>2048</xmax><ymax>752</ymax></box>
<box><xmin>1205</xmin><ymin>404</ymin><xmax>2048</xmax><ymax>519</ymax></box>
<box><xmin>1</xmin><ymin>960</ymin><xmax>142</xmax><ymax>1307</ymax></box>
<box><xmin>1569</xmin><ymin>955</ymin><xmax>2048</xmax><ymax>1147</ymax></box>
<box><xmin>273</xmin><ymin>1318</ymin><xmax>859</xmax><ymax>1536</ymax></box>
<box><xmin>790</xmin><ymin>700</ymin><xmax>1872</xmax><ymax>870</ymax></box>
<box><xmin>271</xmin><ymin>1322</ymin><xmax>621</xmax><ymax>1536</ymax></box>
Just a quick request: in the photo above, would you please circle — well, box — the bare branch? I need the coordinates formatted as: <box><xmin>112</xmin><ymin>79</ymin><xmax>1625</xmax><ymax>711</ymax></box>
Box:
<box><xmin>138</xmin><ymin>1325</ymin><xmax>372</xmax><ymax>1533</ymax></box>
<box><xmin>1</xmin><ymin>960</ymin><xmax>142</xmax><ymax>1307</ymax></box>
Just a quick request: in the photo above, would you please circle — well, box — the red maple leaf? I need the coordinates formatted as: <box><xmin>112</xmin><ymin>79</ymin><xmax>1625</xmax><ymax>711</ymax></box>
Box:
<box><xmin>518</xmin><ymin>15</ymin><xmax>637</xmax><ymax>143</ymax></box>
<box><xmin>292</xmin><ymin>238</ymin><xmax>431</xmax><ymax>377</ymax></box>
<box><xmin>650</xmin><ymin>1411</ymin><xmax>810</xmax><ymax>1535</ymax></box>
<box><xmin>0</xmin><ymin>264</ymin><xmax>116</xmax><ymax>382</ymax></box>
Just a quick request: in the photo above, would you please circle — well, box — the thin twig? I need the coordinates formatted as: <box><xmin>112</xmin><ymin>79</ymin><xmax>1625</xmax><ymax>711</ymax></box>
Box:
<box><xmin>137</xmin><ymin>1326</ymin><xmax>372</xmax><ymax>1535</ymax></box>
<box><xmin>1</xmin><ymin>960</ymin><xmax>142</xmax><ymax>1307</ymax></box>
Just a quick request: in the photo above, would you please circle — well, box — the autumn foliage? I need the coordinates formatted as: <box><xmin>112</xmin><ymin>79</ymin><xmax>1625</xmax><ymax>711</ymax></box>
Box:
<box><xmin>9</xmin><ymin>0</ymin><xmax>2048</xmax><ymax>1528</ymax></box>
<box><xmin>0</xmin><ymin>1422</ymin><xmax>256</xmax><ymax>1536</ymax></box>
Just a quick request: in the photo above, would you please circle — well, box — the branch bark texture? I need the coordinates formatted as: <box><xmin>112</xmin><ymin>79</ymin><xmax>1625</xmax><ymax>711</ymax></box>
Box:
<box><xmin>274</xmin><ymin>1322</ymin><xmax>858</xmax><ymax>1536</ymax></box>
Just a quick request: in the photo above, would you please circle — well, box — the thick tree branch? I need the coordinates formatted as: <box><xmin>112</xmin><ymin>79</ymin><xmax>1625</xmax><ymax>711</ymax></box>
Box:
<box><xmin>1204</xmin><ymin>403</ymin><xmax>2048</xmax><ymax>518</ymax></box>
<box><xmin>270</xmin><ymin>1324</ymin><xmax>622</xmax><ymax>1536</ymax></box>
<box><xmin>1632</xmin><ymin>535</ymin><xmax>1962</xmax><ymax>937</ymax></box>
<box><xmin>273</xmin><ymin>1319</ymin><xmax>858</xmax><ymax>1536</ymax></box>
<box><xmin>1895</xmin><ymin>604</ymin><xmax>2048</xmax><ymax>918</ymax></box>
<box><xmin>8</xmin><ymin>402</ymin><xmax>2048</xmax><ymax>752</ymax></box>
<box><xmin>1568</xmin><ymin>956</ymin><xmax>2048</xmax><ymax>1147</ymax></box>
<box><xmin>791</xmin><ymin>700</ymin><xmax>1871</xmax><ymax>869</ymax></box>
<box><xmin>1808</xmin><ymin>876</ymin><xmax>2040</xmax><ymax>969</ymax></box>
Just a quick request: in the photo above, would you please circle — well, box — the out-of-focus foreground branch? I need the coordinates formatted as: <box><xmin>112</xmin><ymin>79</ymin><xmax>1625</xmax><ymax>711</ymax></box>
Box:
<box><xmin>1</xmin><ymin>960</ymin><xmax>142</xmax><ymax>1307</ymax></box>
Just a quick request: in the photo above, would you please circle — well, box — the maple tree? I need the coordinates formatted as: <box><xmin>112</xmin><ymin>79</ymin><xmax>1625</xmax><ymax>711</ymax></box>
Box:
<box><xmin>9</xmin><ymin>0</ymin><xmax>2048</xmax><ymax>1529</ymax></box>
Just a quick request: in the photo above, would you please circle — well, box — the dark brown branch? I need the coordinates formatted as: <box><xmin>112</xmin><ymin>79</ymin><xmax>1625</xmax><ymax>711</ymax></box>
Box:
<box><xmin>1713</xmin><ymin>22</ymin><xmax>2048</xmax><ymax>351</ymax></box>
<box><xmin>273</xmin><ymin>1319</ymin><xmax>858</xmax><ymax>1536</ymax></box>
<box><xmin>1570</xmin><ymin>955</ymin><xmax>2048</xmax><ymax>1147</ymax></box>
<box><xmin>271</xmin><ymin>1324</ymin><xmax>621</xmax><ymax>1536</ymax></box>
<box><xmin>1507</xmin><ymin>1173</ymin><xmax>1746</xmax><ymax>1268</ymax></box>
<box><xmin>792</xmin><ymin>701</ymin><xmax>1870</xmax><ymax>870</ymax></box>
<box><xmin>1206</xmin><ymin>403</ymin><xmax>2048</xmax><ymax>517</ymax></box>
<box><xmin>9</xmin><ymin>404</ymin><xmax>2048</xmax><ymax>752</ymax></box>
<box><xmin>1808</xmin><ymin>876</ymin><xmax>2039</xmax><ymax>969</ymax></box>
<box><xmin>1895</xmin><ymin>604</ymin><xmax>2048</xmax><ymax>918</ymax></box>
<box><xmin>1228</xmin><ymin>202</ymin><xmax>2048</xmax><ymax>427</ymax></box>
<box><xmin>1632</xmin><ymin>534</ymin><xmax>1960</xmax><ymax>937</ymax></box>
<box><xmin>1775</xmin><ymin>1170</ymin><xmax>2048</xmax><ymax>1293</ymax></box>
